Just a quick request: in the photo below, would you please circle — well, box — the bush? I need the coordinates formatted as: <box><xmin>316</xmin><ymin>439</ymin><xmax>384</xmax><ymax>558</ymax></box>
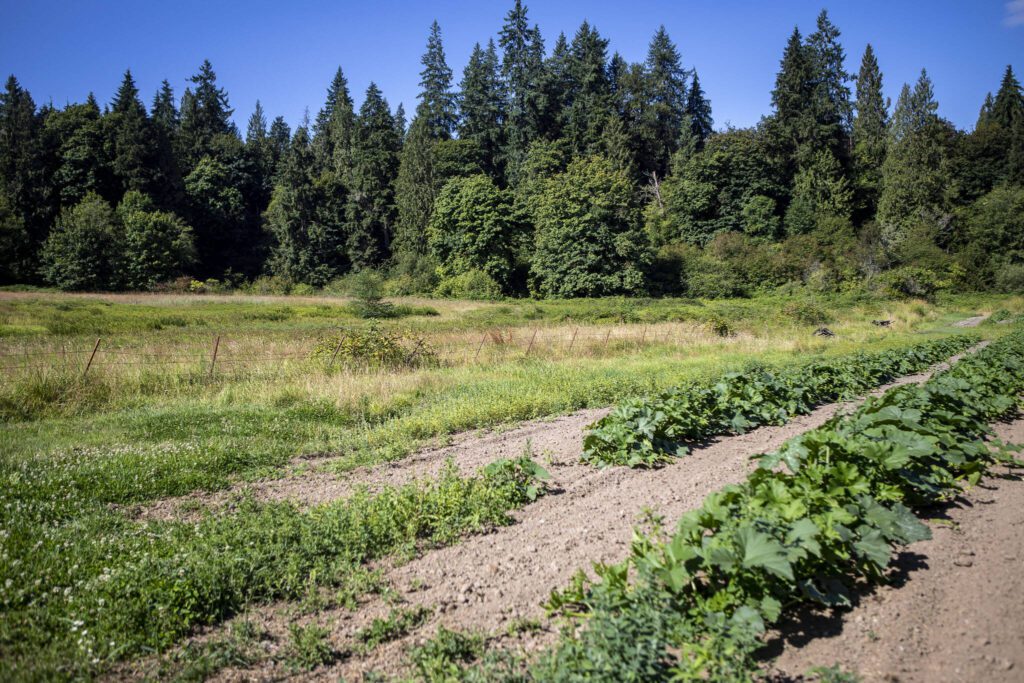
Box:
<box><xmin>118</xmin><ymin>191</ymin><xmax>196</xmax><ymax>290</ymax></box>
<box><xmin>310</xmin><ymin>326</ymin><xmax>437</xmax><ymax>369</ymax></box>
<box><xmin>435</xmin><ymin>269</ymin><xmax>503</xmax><ymax>300</ymax></box>
<box><xmin>994</xmin><ymin>262</ymin><xmax>1024</xmax><ymax>293</ymax></box>
<box><xmin>683</xmin><ymin>255</ymin><xmax>747</xmax><ymax>299</ymax></box>
<box><xmin>384</xmin><ymin>252</ymin><xmax>440</xmax><ymax>296</ymax></box>
<box><xmin>873</xmin><ymin>266</ymin><xmax>945</xmax><ymax>300</ymax></box>
<box><xmin>244</xmin><ymin>275</ymin><xmax>294</xmax><ymax>295</ymax></box>
<box><xmin>783</xmin><ymin>299</ymin><xmax>833</xmax><ymax>325</ymax></box>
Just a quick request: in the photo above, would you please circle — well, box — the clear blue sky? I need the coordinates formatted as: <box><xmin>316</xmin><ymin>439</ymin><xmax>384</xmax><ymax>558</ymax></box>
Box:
<box><xmin>2</xmin><ymin>1</ymin><xmax>1021</xmax><ymax>133</ymax></box>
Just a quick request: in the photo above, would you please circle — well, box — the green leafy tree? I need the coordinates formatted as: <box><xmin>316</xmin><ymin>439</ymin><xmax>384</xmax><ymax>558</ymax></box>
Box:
<box><xmin>117</xmin><ymin>190</ymin><xmax>196</xmax><ymax>289</ymax></box>
<box><xmin>531</xmin><ymin>155</ymin><xmax>651</xmax><ymax>297</ymax></box>
<box><xmin>346</xmin><ymin>83</ymin><xmax>400</xmax><ymax>269</ymax></box>
<box><xmin>427</xmin><ymin>174</ymin><xmax>524</xmax><ymax>290</ymax></box>
<box><xmin>41</xmin><ymin>98</ymin><xmax>112</xmax><ymax>209</ymax></box>
<box><xmin>40</xmin><ymin>192</ymin><xmax>123</xmax><ymax>290</ymax></box>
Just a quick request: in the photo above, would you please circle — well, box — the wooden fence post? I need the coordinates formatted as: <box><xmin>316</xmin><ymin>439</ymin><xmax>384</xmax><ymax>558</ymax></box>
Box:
<box><xmin>603</xmin><ymin>328</ymin><xmax>612</xmax><ymax>350</ymax></box>
<box><xmin>83</xmin><ymin>338</ymin><xmax>101</xmax><ymax>376</ymax></box>
<box><xmin>525</xmin><ymin>328</ymin><xmax>539</xmax><ymax>356</ymax></box>
<box><xmin>473</xmin><ymin>332</ymin><xmax>487</xmax><ymax>362</ymax></box>
<box><xmin>328</xmin><ymin>338</ymin><xmax>344</xmax><ymax>368</ymax></box>
<box><xmin>639</xmin><ymin>325</ymin><xmax>648</xmax><ymax>347</ymax></box>
<box><xmin>567</xmin><ymin>327</ymin><xmax>579</xmax><ymax>353</ymax></box>
<box><xmin>209</xmin><ymin>335</ymin><xmax>221</xmax><ymax>377</ymax></box>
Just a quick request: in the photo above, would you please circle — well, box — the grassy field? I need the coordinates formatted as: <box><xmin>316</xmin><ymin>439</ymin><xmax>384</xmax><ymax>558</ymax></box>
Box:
<box><xmin>1</xmin><ymin>289</ymin><xmax>1021</xmax><ymax>679</ymax></box>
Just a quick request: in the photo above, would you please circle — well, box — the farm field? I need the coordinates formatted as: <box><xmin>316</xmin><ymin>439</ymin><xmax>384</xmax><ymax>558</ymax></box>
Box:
<box><xmin>1</xmin><ymin>290</ymin><xmax>1023</xmax><ymax>681</ymax></box>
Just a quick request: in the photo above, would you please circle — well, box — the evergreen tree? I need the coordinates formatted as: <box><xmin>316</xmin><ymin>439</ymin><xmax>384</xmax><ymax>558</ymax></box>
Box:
<box><xmin>151</xmin><ymin>80</ymin><xmax>179</xmax><ymax>131</ymax></box>
<box><xmin>178</xmin><ymin>60</ymin><xmax>234</xmax><ymax>167</ymax></box>
<box><xmin>149</xmin><ymin>79</ymin><xmax>182</xmax><ymax>209</ymax></box>
<box><xmin>806</xmin><ymin>10</ymin><xmax>852</xmax><ymax>138</ymax></box>
<box><xmin>878</xmin><ymin>70</ymin><xmax>953</xmax><ymax>248</ymax></box>
<box><xmin>246</xmin><ymin>101</ymin><xmax>268</xmax><ymax>147</ymax></box>
<box><xmin>458</xmin><ymin>40</ymin><xmax>505</xmax><ymax>178</ymax></box>
<box><xmin>852</xmin><ymin>44</ymin><xmax>888</xmax><ymax>220</ymax></box>
<box><xmin>686</xmin><ymin>72</ymin><xmax>713</xmax><ymax>145</ymax></box>
<box><xmin>106</xmin><ymin>70</ymin><xmax>157</xmax><ymax>196</ymax></box>
<box><xmin>394</xmin><ymin>103</ymin><xmax>407</xmax><ymax>139</ymax></box>
<box><xmin>771</xmin><ymin>27</ymin><xmax>817</xmax><ymax>165</ymax></box>
<box><xmin>0</xmin><ymin>76</ymin><xmax>47</xmax><ymax>251</ymax></box>
<box><xmin>499</xmin><ymin>1</ymin><xmax>545</xmax><ymax>176</ymax></box>
<box><xmin>42</xmin><ymin>98</ymin><xmax>112</xmax><ymax>209</ymax></box>
<box><xmin>532</xmin><ymin>32</ymin><xmax>570</xmax><ymax>147</ymax></box>
<box><xmin>564</xmin><ymin>22</ymin><xmax>613</xmax><ymax>156</ymax></box>
<box><xmin>267</xmin><ymin>116</ymin><xmax>291</xmax><ymax>178</ymax></box>
<box><xmin>393</xmin><ymin>115</ymin><xmax>435</xmax><ymax>256</ymax></box>
<box><xmin>784</xmin><ymin>148</ymin><xmax>853</xmax><ymax>234</ymax></box>
<box><xmin>992</xmin><ymin>65</ymin><xmax>1024</xmax><ymax>129</ymax></box>
<box><xmin>418</xmin><ymin>21</ymin><xmax>457</xmax><ymax>140</ymax></box>
<box><xmin>977</xmin><ymin>92</ymin><xmax>995</xmax><ymax>128</ymax></box>
<box><xmin>312</xmin><ymin>67</ymin><xmax>356</xmax><ymax>173</ymax></box>
<box><xmin>642</xmin><ymin>26</ymin><xmax>689</xmax><ymax>177</ymax></box>
<box><xmin>346</xmin><ymin>83</ymin><xmax>400</xmax><ymax>268</ymax></box>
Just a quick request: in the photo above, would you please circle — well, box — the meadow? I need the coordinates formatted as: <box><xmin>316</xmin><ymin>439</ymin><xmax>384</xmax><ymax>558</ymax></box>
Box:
<box><xmin>1</xmin><ymin>289</ymin><xmax>1021</xmax><ymax>680</ymax></box>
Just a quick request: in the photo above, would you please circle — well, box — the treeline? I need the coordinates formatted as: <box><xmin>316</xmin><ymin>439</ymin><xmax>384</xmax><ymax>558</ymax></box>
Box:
<box><xmin>1</xmin><ymin>4</ymin><xmax>1023</xmax><ymax>298</ymax></box>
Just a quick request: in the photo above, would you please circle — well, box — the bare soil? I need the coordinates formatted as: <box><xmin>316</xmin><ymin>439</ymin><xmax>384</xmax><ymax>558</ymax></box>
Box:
<box><xmin>766</xmin><ymin>418</ymin><xmax>1024</xmax><ymax>683</ymax></box>
<box><xmin>152</xmin><ymin>349</ymin><xmax>984</xmax><ymax>682</ymax></box>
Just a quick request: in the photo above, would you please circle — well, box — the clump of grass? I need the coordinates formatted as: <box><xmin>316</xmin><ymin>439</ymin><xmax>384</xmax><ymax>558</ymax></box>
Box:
<box><xmin>283</xmin><ymin>623</ymin><xmax>337</xmax><ymax>672</ymax></box>
<box><xmin>355</xmin><ymin>605</ymin><xmax>433</xmax><ymax>651</ymax></box>
<box><xmin>408</xmin><ymin>627</ymin><xmax>485</xmax><ymax>681</ymax></box>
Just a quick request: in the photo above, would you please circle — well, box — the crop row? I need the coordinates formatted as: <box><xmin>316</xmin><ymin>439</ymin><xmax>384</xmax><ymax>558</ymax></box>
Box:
<box><xmin>583</xmin><ymin>334</ymin><xmax>980</xmax><ymax>467</ymax></box>
<box><xmin>531</xmin><ymin>330</ymin><xmax>1024</xmax><ymax>681</ymax></box>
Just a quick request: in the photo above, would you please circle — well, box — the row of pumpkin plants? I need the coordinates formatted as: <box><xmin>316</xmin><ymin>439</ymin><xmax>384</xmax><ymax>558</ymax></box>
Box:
<box><xmin>526</xmin><ymin>330</ymin><xmax>1024</xmax><ymax>681</ymax></box>
<box><xmin>583</xmin><ymin>334</ymin><xmax>980</xmax><ymax>467</ymax></box>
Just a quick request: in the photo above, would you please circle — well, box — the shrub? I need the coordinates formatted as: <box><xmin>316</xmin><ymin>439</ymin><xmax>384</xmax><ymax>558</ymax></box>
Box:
<box><xmin>118</xmin><ymin>191</ymin><xmax>196</xmax><ymax>290</ymax></box>
<box><xmin>873</xmin><ymin>266</ymin><xmax>945</xmax><ymax>300</ymax></box>
<box><xmin>993</xmin><ymin>261</ymin><xmax>1024</xmax><ymax>293</ymax></box>
<box><xmin>783</xmin><ymin>299</ymin><xmax>832</xmax><ymax>325</ymax></box>
<box><xmin>435</xmin><ymin>269</ymin><xmax>503</xmax><ymax>301</ymax></box>
<box><xmin>683</xmin><ymin>256</ymin><xmax>747</xmax><ymax>299</ymax></box>
<box><xmin>310</xmin><ymin>326</ymin><xmax>437</xmax><ymax>369</ymax></box>
<box><xmin>290</xmin><ymin>282</ymin><xmax>317</xmax><ymax>296</ymax></box>
<box><xmin>244</xmin><ymin>275</ymin><xmax>294</xmax><ymax>295</ymax></box>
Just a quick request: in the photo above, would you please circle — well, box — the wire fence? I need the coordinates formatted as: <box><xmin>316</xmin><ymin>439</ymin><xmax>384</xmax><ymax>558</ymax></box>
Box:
<box><xmin>0</xmin><ymin>322</ymin><xmax>731</xmax><ymax>377</ymax></box>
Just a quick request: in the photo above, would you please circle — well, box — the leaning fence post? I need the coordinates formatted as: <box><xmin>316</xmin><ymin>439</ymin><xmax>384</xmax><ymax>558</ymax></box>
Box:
<box><xmin>567</xmin><ymin>327</ymin><xmax>579</xmax><ymax>353</ymax></box>
<box><xmin>209</xmin><ymin>335</ymin><xmax>221</xmax><ymax>377</ymax></box>
<box><xmin>328</xmin><ymin>338</ymin><xmax>344</xmax><ymax>368</ymax></box>
<box><xmin>473</xmin><ymin>332</ymin><xmax>487</xmax><ymax>362</ymax></box>
<box><xmin>83</xmin><ymin>338</ymin><xmax>101</xmax><ymax>376</ymax></box>
<box><xmin>525</xmin><ymin>328</ymin><xmax>539</xmax><ymax>356</ymax></box>
<box><xmin>603</xmin><ymin>328</ymin><xmax>612</xmax><ymax>350</ymax></box>
<box><xmin>639</xmin><ymin>325</ymin><xmax>648</xmax><ymax>347</ymax></box>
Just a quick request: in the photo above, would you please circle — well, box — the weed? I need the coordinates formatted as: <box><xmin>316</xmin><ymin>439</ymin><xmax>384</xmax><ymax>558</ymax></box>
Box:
<box><xmin>283</xmin><ymin>623</ymin><xmax>336</xmax><ymax>672</ymax></box>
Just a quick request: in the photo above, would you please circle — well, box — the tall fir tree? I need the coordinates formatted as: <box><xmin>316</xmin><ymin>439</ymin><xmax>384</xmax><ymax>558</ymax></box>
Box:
<box><xmin>852</xmin><ymin>44</ymin><xmax>888</xmax><ymax>221</ymax></box>
<box><xmin>976</xmin><ymin>92</ymin><xmax>995</xmax><ymax>128</ymax></box>
<box><xmin>178</xmin><ymin>60</ymin><xmax>234</xmax><ymax>167</ymax></box>
<box><xmin>106</xmin><ymin>70</ymin><xmax>157</xmax><ymax>196</ymax></box>
<box><xmin>499</xmin><ymin>1</ymin><xmax>545</xmax><ymax>178</ymax></box>
<box><xmin>642</xmin><ymin>26</ymin><xmax>689</xmax><ymax>178</ymax></box>
<box><xmin>458</xmin><ymin>40</ymin><xmax>505</xmax><ymax>179</ymax></box>
<box><xmin>992</xmin><ymin>65</ymin><xmax>1024</xmax><ymax>129</ymax></box>
<box><xmin>686</xmin><ymin>72</ymin><xmax>713</xmax><ymax>146</ymax></box>
<box><xmin>806</xmin><ymin>10</ymin><xmax>852</xmax><ymax>139</ymax></box>
<box><xmin>346</xmin><ymin>83</ymin><xmax>401</xmax><ymax>268</ymax></box>
<box><xmin>312</xmin><ymin>67</ymin><xmax>356</xmax><ymax>173</ymax></box>
<box><xmin>393</xmin><ymin>115</ymin><xmax>435</xmax><ymax>256</ymax></box>
<box><xmin>0</xmin><ymin>75</ymin><xmax>49</xmax><ymax>263</ymax></box>
<box><xmin>564</xmin><ymin>21</ymin><xmax>613</xmax><ymax>156</ymax></box>
<box><xmin>418</xmin><ymin>21</ymin><xmax>457</xmax><ymax>140</ymax></box>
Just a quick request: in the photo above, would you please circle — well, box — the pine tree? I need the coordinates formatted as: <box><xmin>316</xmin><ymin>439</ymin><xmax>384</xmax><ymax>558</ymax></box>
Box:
<box><xmin>458</xmin><ymin>40</ymin><xmax>505</xmax><ymax>178</ymax></box>
<box><xmin>246</xmin><ymin>101</ymin><xmax>267</xmax><ymax>147</ymax></box>
<box><xmin>878</xmin><ymin>70</ymin><xmax>952</xmax><ymax>247</ymax></box>
<box><xmin>418</xmin><ymin>21</ymin><xmax>457</xmax><ymax>140</ymax></box>
<box><xmin>806</xmin><ymin>10</ymin><xmax>852</xmax><ymax>138</ymax></box>
<box><xmin>393</xmin><ymin>115</ymin><xmax>435</xmax><ymax>256</ymax></box>
<box><xmin>992</xmin><ymin>65</ymin><xmax>1024</xmax><ymax>129</ymax></box>
<box><xmin>347</xmin><ymin>83</ymin><xmax>400</xmax><ymax>268</ymax></box>
<box><xmin>267</xmin><ymin>116</ymin><xmax>291</xmax><ymax>179</ymax></box>
<box><xmin>312</xmin><ymin>67</ymin><xmax>356</xmax><ymax>173</ymax></box>
<box><xmin>0</xmin><ymin>75</ymin><xmax>48</xmax><ymax>255</ymax></box>
<box><xmin>642</xmin><ymin>26</ymin><xmax>689</xmax><ymax>177</ymax></box>
<box><xmin>178</xmin><ymin>60</ymin><xmax>234</xmax><ymax>166</ymax></box>
<box><xmin>686</xmin><ymin>72</ymin><xmax>713</xmax><ymax>146</ymax></box>
<box><xmin>106</xmin><ymin>70</ymin><xmax>157</xmax><ymax>195</ymax></box>
<box><xmin>564</xmin><ymin>21</ymin><xmax>613</xmax><ymax>156</ymax></box>
<box><xmin>976</xmin><ymin>93</ymin><xmax>995</xmax><ymax>128</ymax></box>
<box><xmin>151</xmin><ymin>80</ymin><xmax>179</xmax><ymax>131</ymax></box>
<box><xmin>394</xmin><ymin>103</ymin><xmax>407</xmax><ymax>140</ymax></box>
<box><xmin>44</xmin><ymin>97</ymin><xmax>111</xmax><ymax>209</ymax></box>
<box><xmin>852</xmin><ymin>44</ymin><xmax>888</xmax><ymax>220</ymax></box>
<box><xmin>533</xmin><ymin>32</ymin><xmax>570</xmax><ymax>145</ymax></box>
<box><xmin>149</xmin><ymin>80</ymin><xmax>182</xmax><ymax>210</ymax></box>
<box><xmin>771</xmin><ymin>27</ymin><xmax>817</xmax><ymax>165</ymax></box>
<box><xmin>499</xmin><ymin>1</ymin><xmax>545</xmax><ymax>177</ymax></box>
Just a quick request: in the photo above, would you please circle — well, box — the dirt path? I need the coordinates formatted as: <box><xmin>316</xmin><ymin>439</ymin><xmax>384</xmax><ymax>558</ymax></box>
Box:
<box><xmin>184</xmin><ymin>348</ymin><xmax>985</xmax><ymax>682</ymax></box>
<box><xmin>766</xmin><ymin>418</ymin><xmax>1024</xmax><ymax>682</ymax></box>
<box><xmin>953</xmin><ymin>314</ymin><xmax>989</xmax><ymax>328</ymax></box>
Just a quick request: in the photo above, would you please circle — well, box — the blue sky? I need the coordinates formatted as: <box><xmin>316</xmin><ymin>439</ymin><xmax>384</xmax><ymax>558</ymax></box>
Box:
<box><xmin>2</xmin><ymin>1</ymin><xmax>1021</xmax><ymax>133</ymax></box>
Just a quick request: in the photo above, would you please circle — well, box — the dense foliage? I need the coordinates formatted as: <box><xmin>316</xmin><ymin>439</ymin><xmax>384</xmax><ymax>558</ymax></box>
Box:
<box><xmin>1</xmin><ymin>6</ymin><xmax>1022</xmax><ymax>297</ymax></box>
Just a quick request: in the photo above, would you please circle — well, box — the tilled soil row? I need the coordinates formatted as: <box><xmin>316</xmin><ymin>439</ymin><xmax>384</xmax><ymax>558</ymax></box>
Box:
<box><xmin>177</xmin><ymin>347</ymin><xmax>987</xmax><ymax>682</ymax></box>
